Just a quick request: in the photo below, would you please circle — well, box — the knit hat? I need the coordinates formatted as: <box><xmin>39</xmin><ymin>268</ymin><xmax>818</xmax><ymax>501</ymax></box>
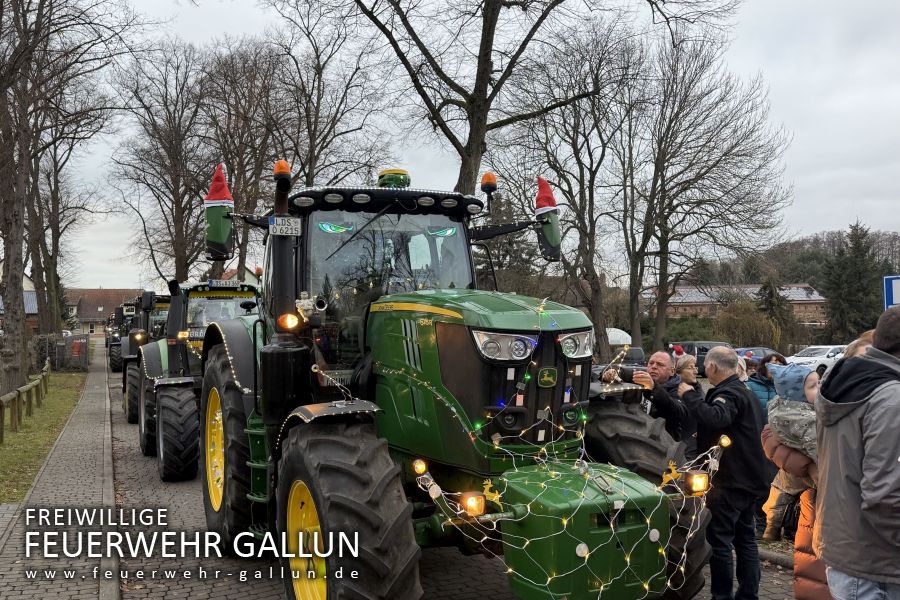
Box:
<box><xmin>534</xmin><ymin>177</ymin><xmax>558</xmax><ymax>216</ymax></box>
<box><xmin>204</xmin><ymin>163</ymin><xmax>234</xmax><ymax>207</ymax></box>
<box><xmin>767</xmin><ymin>363</ymin><xmax>814</xmax><ymax>403</ymax></box>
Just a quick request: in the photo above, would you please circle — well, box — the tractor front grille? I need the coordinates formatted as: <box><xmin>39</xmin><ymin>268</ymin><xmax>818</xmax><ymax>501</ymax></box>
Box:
<box><xmin>436</xmin><ymin>322</ymin><xmax>592</xmax><ymax>445</ymax></box>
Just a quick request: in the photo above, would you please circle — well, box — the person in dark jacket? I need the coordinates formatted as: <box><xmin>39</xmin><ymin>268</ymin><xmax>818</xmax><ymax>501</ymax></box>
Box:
<box><xmin>815</xmin><ymin>308</ymin><xmax>900</xmax><ymax>598</ymax></box>
<box><xmin>678</xmin><ymin>346</ymin><xmax>769</xmax><ymax>600</ymax></box>
<box><xmin>602</xmin><ymin>351</ymin><xmax>697</xmax><ymax>459</ymax></box>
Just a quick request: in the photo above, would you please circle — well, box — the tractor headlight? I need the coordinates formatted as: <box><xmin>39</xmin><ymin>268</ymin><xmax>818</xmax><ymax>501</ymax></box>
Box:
<box><xmin>472</xmin><ymin>331</ymin><xmax>538</xmax><ymax>362</ymax></box>
<box><xmin>557</xmin><ymin>330</ymin><xmax>594</xmax><ymax>359</ymax></box>
<box><xmin>683</xmin><ymin>470</ymin><xmax>710</xmax><ymax>496</ymax></box>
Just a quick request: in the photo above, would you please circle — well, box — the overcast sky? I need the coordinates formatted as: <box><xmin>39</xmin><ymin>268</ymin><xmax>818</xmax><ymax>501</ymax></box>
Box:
<box><xmin>67</xmin><ymin>0</ymin><xmax>900</xmax><ymax>288</ymax></box>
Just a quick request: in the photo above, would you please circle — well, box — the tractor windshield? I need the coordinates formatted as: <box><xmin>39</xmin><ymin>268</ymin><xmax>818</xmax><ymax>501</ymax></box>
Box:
<box><xmin>150</xmin><ymin>305</ymin><xmax>169</xmax><ymax>338</ymax></box>
<box><xmin>306</xmin><ymin>210</ymin><xmax>473</xmax><ymax>375</ymax></box>
<box><xmin>308</xmin><ymin>210</ymin><xmax>473</xmax><ymax>300</ymax></box>
<box><xmin>186</xmin><ymin>292</ymin><xmax>257</xmax><ymax>331</ymax></box>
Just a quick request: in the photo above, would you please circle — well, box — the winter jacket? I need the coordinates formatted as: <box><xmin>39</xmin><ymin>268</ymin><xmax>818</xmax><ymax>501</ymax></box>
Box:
<box><xmin>615</xmin><ymin>369</ymin><xmax>698</xmax><ymax>459</ymax></box>
<box><xmin>766</xmin><ymin>396</ymin><xmax>818</xmax><ymax>462</ymax></box>
<box><xmin>760</xmin><ymin>428</ymin><xmax>830</xmax><ymax>600</ymax></box>
<box><xmin>681</xmin><ymin>374</ymin><xmax>769</xmax><ymax>497</ymax></box>
<box><xmin>746</xmin><ymin>373</ymin><xmax>777</xmax><ymax>420</ymax></box>
<box><xmin>815</xmin><ymin>347</ymin><xmax>900</xmax><ymax>585</ymax></box>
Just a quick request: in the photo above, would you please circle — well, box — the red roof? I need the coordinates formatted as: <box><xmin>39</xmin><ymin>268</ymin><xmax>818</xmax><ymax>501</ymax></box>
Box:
<box><xmin>66</xmin><ymin>288</ymin><xmax>143</xmax><ymax>322</ymax></box>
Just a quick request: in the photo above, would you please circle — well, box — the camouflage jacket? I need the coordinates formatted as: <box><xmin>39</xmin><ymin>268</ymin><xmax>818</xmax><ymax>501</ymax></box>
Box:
<box><xmin>767</xmin><ymin>396</ymin><xmax>817</xmax><ymax>462</ymax></box>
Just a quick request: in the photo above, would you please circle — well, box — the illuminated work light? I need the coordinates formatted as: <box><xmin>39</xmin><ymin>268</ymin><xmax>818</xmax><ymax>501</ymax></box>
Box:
<box><xmin>176</xmin><ymin>330</ymin><xmax>189</xmax><ymax>341</ymax></box>
<box><xmin>461</xmin><ymin>493</ymin><xmax>486</xmax><ymax>517</ymax></box>
<box><xmin>412</xmin><ymin>459</ymin><xmax>428</xmax><ymax>475</ymax></box>
<box><xmin>685</xmin><ymin>471</ymin><xmax>710</xmax><ymax>495</ymax></box>
<box><xmin>417</xmin><ymin>196</ymin><xmax>435</xmax><ymax>207</ymax></box>
<box><xmin>718</xmin><ymin>435</ymin><xmax>732</xmax><ymax>448</ymax></box>
<box><xmin>134</xmin><ymin>332</ymin><xmax>144</xmax><ymax>342</ymax></box>
<box><xmin>277</xmin><ymin>313</ymin><xmax>300</xmax><ymax>330</ymax></box>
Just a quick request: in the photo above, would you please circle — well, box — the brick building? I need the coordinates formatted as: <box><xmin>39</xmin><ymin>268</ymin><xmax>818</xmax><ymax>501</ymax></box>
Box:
<box><xmin>646</xmin><ymin>284</ymin><xmax>827</xmax><ymax>327</ymax></box>
<box><xmin>66</xmin><ymin>288</ymin><xmax>143</xmax><ymax>335</ymax></box>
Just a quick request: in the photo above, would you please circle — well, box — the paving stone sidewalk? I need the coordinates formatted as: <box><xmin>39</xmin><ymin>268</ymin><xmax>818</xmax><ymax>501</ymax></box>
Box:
<box><xmin>0</xmin><ymin>339</ymin><xmax>113</xmax><ymax>600</ymax></box>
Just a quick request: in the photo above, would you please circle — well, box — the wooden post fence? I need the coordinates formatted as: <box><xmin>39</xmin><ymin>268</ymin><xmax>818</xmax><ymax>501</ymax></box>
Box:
<box><xmin>0</xmin><ymin>359</ymin><xmax>51</xmax><ymax>445</ymax></box>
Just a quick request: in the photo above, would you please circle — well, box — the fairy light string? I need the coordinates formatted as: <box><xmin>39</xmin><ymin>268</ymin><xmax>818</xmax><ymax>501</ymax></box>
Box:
<box><xmin>312</xmin><ymin>297</ymin><xmax>724</xmax><ymax>599</ymax></box>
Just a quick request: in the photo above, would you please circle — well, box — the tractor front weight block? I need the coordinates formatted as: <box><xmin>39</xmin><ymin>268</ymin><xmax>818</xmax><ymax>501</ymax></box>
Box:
<box><xmin>447</xmin><ymin>463</ymin><xmax>670</xmax><ymax>600</ymax></box>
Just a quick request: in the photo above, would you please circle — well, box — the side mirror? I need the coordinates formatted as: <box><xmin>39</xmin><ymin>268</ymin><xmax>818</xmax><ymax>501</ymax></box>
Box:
<box><xmin>140</xmin><ymin>291</ymin><xmax>154</xmax><ymax>312</ymax></box>
<box><xmin>240</xmin><ymin>300</ymin><xmax>257</xmax><ymax>315</ymax></box>
<box><xmin>535</xmin><ymin>211</ymin><xmax>561</xmax><ymax>262</ymax></box>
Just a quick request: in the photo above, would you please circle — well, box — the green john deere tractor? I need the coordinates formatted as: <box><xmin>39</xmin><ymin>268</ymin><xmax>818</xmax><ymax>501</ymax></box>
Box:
<box><xmin>107</xmin><ymin>302</ymin><xmax>136</xmax><ymax>373</ymax></box>
<box><xmin>119</xmin><ymin>292</ymin><xmax>170</xmax><ymax>423</ymax></box>
<box><xmin>196</xmin><ymin>162</ymin><xmax>715</xmax><ymax>600</ymax></box>
<box><xmin>134</xmin><ymin>279</ymin><xmax>258</xmax><ymax>480</ymax></box>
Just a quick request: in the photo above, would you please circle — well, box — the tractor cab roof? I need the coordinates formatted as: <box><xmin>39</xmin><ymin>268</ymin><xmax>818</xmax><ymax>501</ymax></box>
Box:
<box><xmin>283</xmin><ymin>186</ymin><xmax>484</xmax><ymax>218</ymax></box>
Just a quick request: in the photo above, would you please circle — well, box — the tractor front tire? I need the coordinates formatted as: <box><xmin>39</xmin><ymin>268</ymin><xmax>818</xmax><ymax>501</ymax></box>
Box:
<box><xmin>584</xmin><ymin>400</ymin><xmax>685</xmax><ymax>483</ymax></box>
<box><xmin>584</xmin><ymin>400</ymin><xmax>710</xmax><ymax>600</ymax></box>
<box><xmin>124</xmin><ymin>363</ymin><xmax>140</xmax><ymax>423</ymax></box>
<box><xmin>138</xmin><ymin>373</ymin><xmax>156</xmax><ymax>456</ymax></box>
<box><xmin>109</xmin><ymin>345</ymin><xmax>122</xmax><ymax>373</ymax></box>
<box><xmin>155</xmin><ymin>386</ymin><xmax>199</xmax><ymax>482</ymax></box>
<box><xmin>200</xmin><ymin>345</ymin><xmax>252</xmax><ymax>548</ymax></box>
<box><xmin>277</xmin><ymin>421</ymin><xmax>422</xmax><ymax>600</ymax></box>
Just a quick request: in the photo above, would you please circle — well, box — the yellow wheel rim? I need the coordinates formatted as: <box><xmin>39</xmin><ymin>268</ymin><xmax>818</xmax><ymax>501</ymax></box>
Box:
<box><xmin>286</xmin><ymin>480</ymin><xmax>327</xmax><ymax>600</ymax></box>
<box><xmin>205</xmin><ymin>388</ymin><xmax>225</xmax><ymax>512</ymax></box>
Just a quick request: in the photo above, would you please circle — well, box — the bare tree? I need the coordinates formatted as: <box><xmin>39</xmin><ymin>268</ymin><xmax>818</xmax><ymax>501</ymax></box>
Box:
<box><xmin>266</xmin><ymin>3</ymin><xmax>391</xmax><ymax>187</ymax></box>
<box><xmin>271</xmin><ymin>0</ymin><xmax>738</xmax><ymax>195</ymax></box>
<box><xmin>1</xmin><ymin>0</ymin><xmax>137</xmax><ymax>391</ymax></box>
<box><xmin>199</xmin><ymin>36</ymin><xmax>279</xmax><ymax>276</ymax></box>
<box><xmin>494</xmin><ymin>18</ymin><xmax>639</xmax><ymax>361</ymax></box>
<box><xmin>112</xmin><ymin>39</ymin><xmax>211</xmax><ymax>283</ymax></box>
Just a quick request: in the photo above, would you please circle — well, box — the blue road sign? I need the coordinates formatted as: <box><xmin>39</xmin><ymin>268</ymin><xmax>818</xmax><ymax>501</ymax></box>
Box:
<box><xmin>884</xmin><ymin>276</ymin><xmax>900</xmax><ymax>311</ymax></box>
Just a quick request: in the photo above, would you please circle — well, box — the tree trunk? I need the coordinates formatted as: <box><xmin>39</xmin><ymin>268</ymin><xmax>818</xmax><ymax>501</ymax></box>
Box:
<box><xmin>454</xmin><ymin>134</ymin><xmax>485</xmax><ymax>195</ymax></box>
<box><xmin>627</xmin><ymin>257</ymin><xmax>644</xmax><ymax>349</ymax></box>
<box><xmin>590</xmin><ymin>275</ymin><xmax>612</xmax><ymax>363</ymax></box>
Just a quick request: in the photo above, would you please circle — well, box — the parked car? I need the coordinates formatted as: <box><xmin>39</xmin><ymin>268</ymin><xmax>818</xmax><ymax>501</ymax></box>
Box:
<box><xmin>592</xmin><ymin>345</ymin><xmax>646</xmax><ymax>378</ymax></box>
<box><xmin>786</xmin><ymin>345</ymin><xmax>845</xmax><ymax>376</ymax></box>
<box><xmin>735</xmin><ymin>347</ymin><xmax>777</xmax><ymax>361</ymax></box>
<box><xmin>671</xmin><ymin>340</ymin><xmax>732</xmax><ymax>376</ymax></box>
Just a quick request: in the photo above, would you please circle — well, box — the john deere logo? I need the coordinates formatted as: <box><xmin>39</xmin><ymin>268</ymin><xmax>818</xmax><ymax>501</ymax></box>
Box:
<box><xmin>537</xmin><ymin>367</ymin><xmax>557</xmax><ymax>388</ymax></box>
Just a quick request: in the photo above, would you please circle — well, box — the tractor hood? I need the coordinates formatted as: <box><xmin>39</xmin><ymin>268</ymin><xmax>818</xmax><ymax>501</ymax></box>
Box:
<box><xmin>370</xmin><ymin>289</ymin><xmax>592</xmax><ymax>331</ymax></box>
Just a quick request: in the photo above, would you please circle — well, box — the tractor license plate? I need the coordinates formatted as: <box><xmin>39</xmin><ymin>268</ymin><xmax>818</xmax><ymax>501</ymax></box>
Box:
<box><xmin>268</xmin><ymin>216</ymin><xmax>302</xmax><ymax>236</ymax></box>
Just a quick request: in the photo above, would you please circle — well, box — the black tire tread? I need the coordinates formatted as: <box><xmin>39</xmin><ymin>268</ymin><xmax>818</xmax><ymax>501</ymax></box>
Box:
<box><xmin>278</xmin><ymin>421</ymin><xmax>422</xmax><ymax>600</ymax></box>
<box><xmin>124</xmin><ymin>363</ymin><xmax>140</xmax><ymax>423</ymax></box>
<box><xmin>155</xmin><ymin>386</ymin><xmax>199</xmax><ymax>481</ymax></box>
<box><xmin>109</xmin><ymin>345</ymin><xmax>122</xmax><ymax>373</ymax></box>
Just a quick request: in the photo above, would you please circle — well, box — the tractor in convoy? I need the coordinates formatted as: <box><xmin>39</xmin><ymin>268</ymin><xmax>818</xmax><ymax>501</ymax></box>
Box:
<box><xmin>188</xmin><ymin>161</ymin><xmax>717</xmax><ymax>600</ymax></box>
<box><xmin>119</xmin><ymin>292</ymin><xmax>170</xmax><ymax>423</ymax></box>
<box><xmin>107</xmin><ymin>301</ymin><xmax>136</xmax><ymax>373</ymax></box>
<box><xmin>132</xmin><ymin>278</ymin><xmax>258</xmax><ymax>480</ymax></box>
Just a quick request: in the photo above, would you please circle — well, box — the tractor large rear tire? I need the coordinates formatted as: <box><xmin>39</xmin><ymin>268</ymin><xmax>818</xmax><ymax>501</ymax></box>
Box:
<box><xmin>585</xmin><ymin>400</ymin><xmax>710</xmax><ymax>600</ymax></box>
<box><xmin>584</xmin><ymin>400</ymin><xmax>685</xmax><ymax>483</ymax></box>
<box><xmin>200</xmin><ymin>345</ymin><xmax>252</xmax><ymax>548</ymax></box>
<box><xmin>138</xmin><ymin>373</ymin><xmax>156</xmax><ymax>456</ymax></box>
<box><xmin>277</xmin><ymin>421</ymin><xmax>422</xmax><ymax>600</ymax></box>
<box><xmin>155</xmin><ymin>386</ymin><xmax>199</xmax><ymax>482</ymax></box>
<box><xmin>124</xmin><ymin>363</ymin><xmax>140</xmax><ymax>423</ymax></box>
<box><xmin>109</xmin><ymin>345</ymin><xmax>122</xmax><ymax>373</ymax></box>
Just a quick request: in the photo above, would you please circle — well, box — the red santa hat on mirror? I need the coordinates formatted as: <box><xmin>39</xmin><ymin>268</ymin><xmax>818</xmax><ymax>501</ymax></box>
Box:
<box><xmin>534</xmin><ymin>177</ymin><xmax>558</xmax><ymax>216</ymax></box>
<box><xmin>204</xmin><ymin>163</ymin><xmax>234</xmax><ymax>207</ymax></box>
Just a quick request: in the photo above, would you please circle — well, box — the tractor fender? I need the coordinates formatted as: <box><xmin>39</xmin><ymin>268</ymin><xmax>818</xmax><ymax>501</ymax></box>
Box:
<box><xmin>276</xmin><ymin>400</ymin><xmax>381</xmax><ymax>452</ymax></box>
<box><xmin>139</xmin><ymin>341</ymin><xmax>165</xmax><ymax>386</ymax></box>
<box><xmin>153</xmin><ymin>376</ymin><xmax>195</xmax><ymax>390</ymax></box>
<box><xmin>120</xmin><ymin>337</ymin><xmax>132</xmax><ymax>361</ymax></box>
<box><xmin>202</xmin><ymin>320</ymin><xmax>258</xmax><ymax>419</ymax></box>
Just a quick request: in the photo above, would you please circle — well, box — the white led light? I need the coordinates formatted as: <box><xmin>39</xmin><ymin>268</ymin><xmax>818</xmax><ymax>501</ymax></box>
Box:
<box><xmin>352</xmin><ymin>193</ymin><xmax>371</xmax><ymax>204</ymax></box>
<box><xmin>324</xmin><ymin>193</ymin><xmax>343</xmax><ymax>204</ymax></box>
<box><xmin>293</xmin><ymin>196</ymin><xmax>315</xmax><ymax>207</ymax></box>
<box><xmin>440</xmin><ymin>198</ymin><xmax>458</xmax><ymax>208</ymax></box>
<box><xmin>466</xmin><ymin>203</ymin><xmax>482</xmax><ymax>215</ymax></box>
<box><xmin>417</xmin><ymin>196</ymin><xmax>435</xmax><ymax>206</ymax></box>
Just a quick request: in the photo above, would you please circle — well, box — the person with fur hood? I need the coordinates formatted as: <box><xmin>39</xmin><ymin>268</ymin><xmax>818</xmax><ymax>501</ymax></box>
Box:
<box><xmin>815</xmin><ymin>308</ymin><xmax>900</xmax><ymax>599</ymax></box>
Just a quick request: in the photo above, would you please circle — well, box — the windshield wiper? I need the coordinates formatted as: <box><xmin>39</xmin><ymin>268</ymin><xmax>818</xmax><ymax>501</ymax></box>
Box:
<box><xmin>325</xmin><ymin>202</ymin><xmax>396</xmax><ymax>261</ymax></box>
